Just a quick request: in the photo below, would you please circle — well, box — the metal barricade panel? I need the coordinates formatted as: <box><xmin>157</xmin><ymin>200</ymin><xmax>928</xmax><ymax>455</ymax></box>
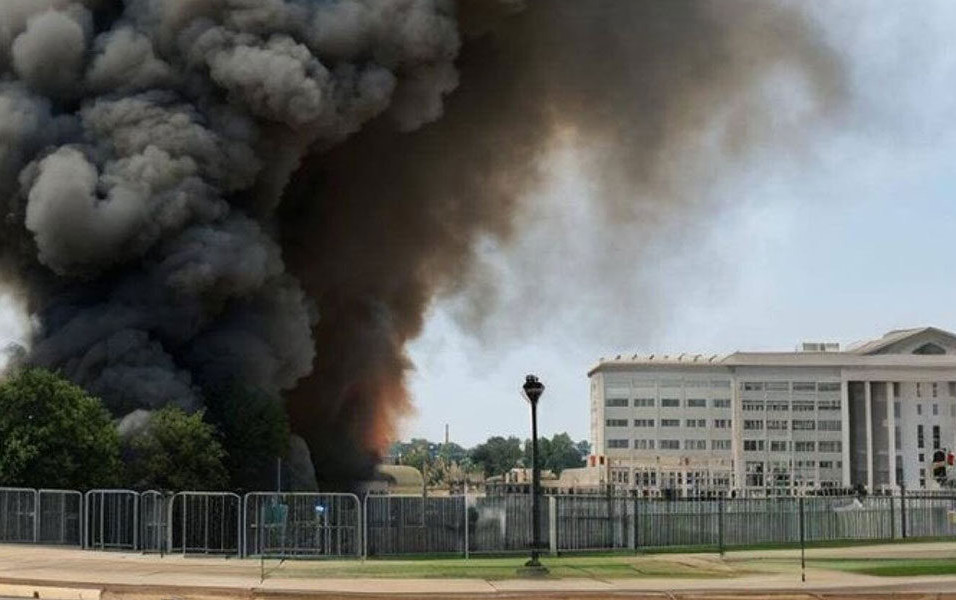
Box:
<box><xmin>139</xmin><ymin>491</ymin><xmax>170</xmax><ymax>553</ymax></box>
<box><xmin>170</xmin><ymin>492</ymin><xmax>241</xmax><ymax>556</ymax></box>
<box><xmin>0</xmin><ymin>488</ymin><xmax>37</xmax><ymax>543</ymax></box>
<box><xmin>38</xmin><ymin>490</ymin><xmax>81</xmax><ymax>546</ymax></box>
<box><xmin>84</xmin><ymin>490</ymin><xmax>138</xmax><ymax>551</ymax></box>
<box><xmin>244</xmin><ymin>493</ymin><xmax>360</xmax><ymax>558</ymax></box>
<box><xmin>365</xmin><ymin>495</ymin><xmax>466</xmax><ymax>556</ymax></box>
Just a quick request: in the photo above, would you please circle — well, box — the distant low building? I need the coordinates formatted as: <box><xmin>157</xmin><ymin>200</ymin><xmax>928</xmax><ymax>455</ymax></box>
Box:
<box><xmin>364</xmin><ymin>464</ymin><xmax>425</xmax><ymax>495</ymax></box>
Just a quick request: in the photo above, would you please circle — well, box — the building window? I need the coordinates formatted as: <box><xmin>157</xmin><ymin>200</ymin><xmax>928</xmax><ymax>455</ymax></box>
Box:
<box><xmin>819</xmin><ymin>441</ymin><xmax>842</xmax><ymax>452</ymax></box>
<box><xmin>607</xmin><ymin>439</ymin><xmax>630</xmax><ymax>449</ymax></box>
<box><xmin>606</xmin><ymin>419</ymin><xmax>628</xmax><ymax>427</ymax></box>
<box><xmin>661</xmin><ymin>419</ymin><xmax>680</xmax><ymax>427</ymax></box>
<box><xmin>634</xmin><ymin>398</ymin><xmax>655</xmax><ymax>407</ymax></box>
<box><xmin>767</xmin><ymin>420</ymin><xmax>788</xmax><ymax>431</ymax></box>
<box><xmin>933</xmin><ymin>425</ymin><xmax>941</xmax><ymax>450</ymax></box>
<box><xmin>949</xmin><ymin>382</ymin><xmax>956</xmax><ymax>397</ymax></box>
<box><xmin>818</xmin><ymin>420</ymin><xmax>842</xmax><ymax>431</ymax></box>
<box><xmin>818</xmin><ymin>400</ymin><xmax>841</xmax><ymax>411</ymax></box>
<box><xmin>917</xmin><ymin>425</ymin><xmax>925</xmax><ymax>449</ymax></box>
<box><xmin>685</xmin><ymin>419</ymin><xmax>706</xmax><ymax>428</ymax></box>
<box><xmin>917</xmin><ymin>404</ymin><xmax>923</xmax><ymax>416</ymax></box>
<box><xmin>795</xmin><ymin>441</ymin><xmax>816</xmax><ymax>452</ymax></box>
<box><xmin>792</xmin><ymin>401</ymin><xmax>815</xmax><ymax>412</ymax></box>
<box><xmin>770</xmin><ymin>441</ymin><xmax>788</xmax><ymax>452</ymax></box>
<box><xmin>819</xmin><ymin>461</ymin><xmax>834</xmax><ymax>469</ymax></box>
<box><xmin>742</xmin><ymin>382</ymin><xmax>764</xmax><ymax>391</ymax></box>
<box><xmin>684</xmin><ymin>439</ymin><xmax>706</xmax><ymax>450</ymax></box>
<box><xmin>917</xmin><ymin>383</ymin><xmax>922</xmax><ymax>398</ymax></box>
<box><xmin>894</xmin><ymin>402</ymin><xmax>901</xmax><ymax>418</ymax></box>
<box><xmin>661</xmin><ymin>398</ymin><xmax>680</xmax><ymax>408</ymax></box>
<box><xmin>792</xmin><ymin>382</ymin><xmax>816</xmax><ymax>392</ymax></box>
<box><xmin>713</xmin><ymin>419</ymin><xmax>732</xmax><ymax>429</ymax></box>
<box><xmin>744</xmin><ymin>420</ymin><xmax>764</xmax><ymax>430</ymax></box>
<box><xmin>745</xmin><ymin>461</ymin><xmax>765</xmax><ymax>487</ymax></box>
<box><xmin>743</xmin><ymin>401</ymin><xmax>765</xmax><ymax>412</ymax></box>
<box><xmin>712</xmin><ymin>398</ymin><xmax>731</xmax><ymax>408</ymax></box>
<box><xmin>743</xmin><ymin>440</ymin><xmax>765</xmax><ymax>452</ymax></box>
<box><xmin>712</xmin><ymin>439</ymin><xmax>732</xmax><ymax>450</ymax></box>
<box><xmin>767</xmin><ymin>402</ymin><xmax>789</xmax><ymax>412</ymax></box>
<box><xmin>933</xmin><ymin>383</ymin><xmax>939</xmax><ymax>397</ymax></box>
<box><xmin>659</xmin><ymin>439</ymin><xmax>680</xmax><ymax>450</ymax></box>
<box><xmin>818</xmin><ymin>382</ymin><xmax>841</xmax><ymax>392</ymax></box>
<box><xmin>606</xmin><ymin>398</ymin><xmax>628</xmax><ymax>407</ymax></box>
<box><xmin>895</xmin><ymin>426</ymin><xmax>901</xmax><ymax>449</ymax></box>
<box><xmin>919</xmin><ymin>453</ymin><xmax>925</xmax><ymax>463</ymax></box>
<box><xmin>687</xmin><ymin>398</ymin><xmax>707</xmax><ymax>408</ymax></box>
<box><xmin>767</xmin><ymin>382</ymin><xmax>789</xmax><ymax>392</ymax></box>
<box><xmin>633</xmin><ymin>419</ymin><xmax>655</xmax><ymax>428</ymax></box>
<box><xmin>634</xmin><ymin>439</ymin><xmax>655</xmax><ymax>450</ymax></box>
<box><xmin>792</xmin><ymin>419</ymin><xmax>816</xmax><ymax>431</ymax></box>
<box><xmin>933</xmin><ymin>403</ymin><xmax>939</xmax><ymax>416</ymax></box>
<box><xmin>894</xmin><ymin>382</ymin><xmax>902</xmax><ymax>397</ymax></box>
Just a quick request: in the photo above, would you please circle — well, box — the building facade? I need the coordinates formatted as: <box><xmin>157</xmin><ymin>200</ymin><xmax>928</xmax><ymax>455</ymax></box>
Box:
<box><xmin>588</xmin><ymin>327</ymin><xmax>956</xmax><ymax>496</ymax></box>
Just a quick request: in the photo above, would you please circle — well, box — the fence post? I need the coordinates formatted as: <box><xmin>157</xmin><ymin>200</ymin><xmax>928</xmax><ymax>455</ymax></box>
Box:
<box><xmin>900</xmin><ymin>485</ymin><xmax>907</xmax><ymax>539</ymax></box>
<box><xmin>798</xmin><ymin>496</ymin><xmax>806</xmax><ymax>583</ymax></box>
<box><xmin>632</xmin><ymin>492</ymin><xmax>638</xmax><ymax>552</ymax></box>
<box><xmin>888</xmin><ymin>492</ymin><xmax>896</xmax><ymax>540</ymax></box>
<box><xmin>33</xmin><ymin>489</ymin><xmax>39</xmax><ymax>544</ymax></box>
<box><xmin>718</xmin><ymin>495</ymin><xmax>724</xmax><ymax>557</ymax></box>
<box><xmin>463</xmin><ymin>481</ymin><xmax>470</xmax><ymax>560</ymax></box>
<box><xmin>548</xmin><ymin>496</ymin><xmax>557</xmax><ymax>556</ymax></box>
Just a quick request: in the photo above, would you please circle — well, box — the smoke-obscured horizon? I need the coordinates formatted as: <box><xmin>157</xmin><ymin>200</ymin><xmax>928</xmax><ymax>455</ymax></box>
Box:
<box><xmin>0</xmin><ymin>0</ymin><xmax>844</xmax><ymax>487</ymax></box>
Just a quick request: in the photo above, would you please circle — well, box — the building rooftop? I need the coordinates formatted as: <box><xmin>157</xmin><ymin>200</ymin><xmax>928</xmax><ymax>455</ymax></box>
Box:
<box><xmin>589</xmin><ymin>326</ymin><xmax>956</xmax><ymax>376</ymax></box>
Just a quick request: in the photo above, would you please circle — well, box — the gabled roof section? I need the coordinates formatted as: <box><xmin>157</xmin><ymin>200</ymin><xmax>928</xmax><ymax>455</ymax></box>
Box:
<box><xmin>847</xmin><ymin>327</ymin><xmax>956</xmax><ymax>355</ymax></box>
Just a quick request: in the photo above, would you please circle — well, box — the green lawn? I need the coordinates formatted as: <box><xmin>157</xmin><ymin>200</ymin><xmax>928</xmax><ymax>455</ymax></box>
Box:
<box><xmin>262</xmin><ymin>554</ymin><xmax>743</xmax><ymax>580</ymax></box>
<box><xmin>810</xmin><ymin>558</ymin><xmax>956</xmax><ymax>577</ymax></box>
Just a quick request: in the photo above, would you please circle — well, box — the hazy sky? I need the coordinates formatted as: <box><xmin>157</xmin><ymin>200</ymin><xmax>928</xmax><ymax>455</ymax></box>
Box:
<box><xmin>403</xmin><ymin>2</ymin><xmax>956</xmax><ymax>447</ymax></box>
<box><xmin>2</xmin><ymin>2</ymin><xmax>956</xmax><ymax>450</ymax></box>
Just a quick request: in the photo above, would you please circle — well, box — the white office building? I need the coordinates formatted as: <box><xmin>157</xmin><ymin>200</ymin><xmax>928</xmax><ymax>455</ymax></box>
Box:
<box><xmin>588</xmin><ymin>327</ymin><xmax>956</xmax><ymax>496</ymax></box>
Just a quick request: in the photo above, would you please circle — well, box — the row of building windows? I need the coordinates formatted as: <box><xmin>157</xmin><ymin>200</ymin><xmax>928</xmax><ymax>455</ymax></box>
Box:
<box><xmin>741</xmin><ymin>419</ymin><xmax>842</xmax><ymax>431</ymax></box>
<box><xmin>741</xmin><ymin>382</ymin><xmax>841</xmax><ymax>392</ymax></box>
<box><xmin>609</xmin><ymin>439</ymin><xmax>732</xmax><ymax>450</ymax></box>
<box><xmin>742</xmin><ymin>440</ymin><xmax>843</xmax><ymax>452</ymax></box>
<box><xmin>606</xmin><ymin>418</ymin><xmax>734</xmax><ymax>428</ymax></box>
<box><xmin>605</xmin><ymin>397</ymin><xmax>732</xmax><ymax>408</ymax></box>
<box><xmin>742</xmin><ymin>400</ymin><xmax>840</xmax><ymax>411</ymax></box>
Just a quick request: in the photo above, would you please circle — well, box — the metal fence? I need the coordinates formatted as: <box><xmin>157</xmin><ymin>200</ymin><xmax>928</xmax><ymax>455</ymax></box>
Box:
<box><xmin>244</xmin><ymin>492</ymin><xmax>361</xmax><ymax>558</ymax></box>
<box><xmin>2</xmin><ymin>487</ymin><xmax>956</xmax><ymax>557</ymax></box>
<box><xmin>170</xmin><ymin>492</ymin><xmax>241</xmax><ymax>556</ymax></box>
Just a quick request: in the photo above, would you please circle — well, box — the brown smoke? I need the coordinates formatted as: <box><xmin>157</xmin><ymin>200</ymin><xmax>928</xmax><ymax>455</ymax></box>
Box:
<box><xmin>282</xmin><ymin>0</ymin><xmax>845</xmax><ymax>486</ymax></box>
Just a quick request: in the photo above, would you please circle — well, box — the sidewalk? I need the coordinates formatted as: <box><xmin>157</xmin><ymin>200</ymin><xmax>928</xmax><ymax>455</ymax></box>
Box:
<box><xmin>1</xmin><ymin>544</ymin><xmax>956</xmax><ymax>599</ymax></box>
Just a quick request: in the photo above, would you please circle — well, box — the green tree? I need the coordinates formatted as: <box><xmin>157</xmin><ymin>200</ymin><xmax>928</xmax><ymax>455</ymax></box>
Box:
<box><xmin>203</xmin><ymin>384</ymin><xmax>290</xmax><ymax>490</ymax></box>
<box><xmin>0</xmin><ymin>368</ymin><xmax>121</xmax><ymax>489</ymax></box>
<box><xmin>470</xmin><ymin>436</ymin><xmax>523</xmax><ymax>477</ymax></box>
<box><xmin>522</xmin><ymin>433</ymin><xmax>588</xmax><ymax>476</ymax></box>
<box><xmin>124</xmin><ymin>406</ymin><xmax>228</xmax><ymax>490</ymax></box>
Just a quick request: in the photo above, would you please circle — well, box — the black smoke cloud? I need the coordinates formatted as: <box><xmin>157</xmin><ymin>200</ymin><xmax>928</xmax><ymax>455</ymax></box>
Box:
<box><xmin>0</xmin><ymin>0</ymin><xmax>843</xmax><ymax>488</ymax></box>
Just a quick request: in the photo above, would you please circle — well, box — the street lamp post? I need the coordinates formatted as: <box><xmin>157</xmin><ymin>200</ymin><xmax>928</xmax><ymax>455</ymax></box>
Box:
<box><xmin>521</xmin><ymin>374</ymin><xmax>548</xmax><ymax>574</ymax></box>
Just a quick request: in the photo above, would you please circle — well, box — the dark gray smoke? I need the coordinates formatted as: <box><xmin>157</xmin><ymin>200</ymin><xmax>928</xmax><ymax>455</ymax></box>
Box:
<box><xmin>0</xmin><ymin>0</ymin><xmax>843</xmax><ymax>488</ymax></box>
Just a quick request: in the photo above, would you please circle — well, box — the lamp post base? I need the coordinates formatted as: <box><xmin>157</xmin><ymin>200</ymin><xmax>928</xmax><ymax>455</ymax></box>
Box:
<box><xmin>517</xmin><ymin>554</ymin><xmax>550</xmax><ymax>577</ymax></box>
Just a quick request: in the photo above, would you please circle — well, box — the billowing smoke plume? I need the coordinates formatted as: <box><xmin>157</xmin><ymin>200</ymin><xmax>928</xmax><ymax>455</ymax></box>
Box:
<box><xmin>0</xmin><ymin>0</ymin><xmax>843</xmax><ymax>487</ymax></box>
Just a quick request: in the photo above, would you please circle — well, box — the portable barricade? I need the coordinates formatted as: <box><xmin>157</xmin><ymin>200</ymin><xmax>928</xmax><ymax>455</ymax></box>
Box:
<box><xmin>243</xmin><ymin>492</ymin><xmax>361</xmax><ymax>558</ymax></box>
<box><xmin>139</xmin><ymin>490</ymin><xmax>169</xmax><ymax>553</ymax></box>
<box><xmin>0</xmin><ymin>488</ymin><xmax>37</xmax><ymax>543</ymax></box>
<box><xmin>37</xmin><ymin>489</ymin><xmax>82</xmax><ymax>546</ymax></box>
<box><xmin>83</xmin><ymin>490</ymin><xmax>138</xmax><ymax>550</ymax></box>
<box><xmin>169</xmin><ymin>492</ymin><xmax>241</xmax><ymax>556</ymax></box>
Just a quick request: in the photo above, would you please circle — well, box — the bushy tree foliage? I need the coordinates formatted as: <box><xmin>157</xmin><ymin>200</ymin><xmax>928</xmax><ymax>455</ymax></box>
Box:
<box><xmin>203</xmin><ymin>383</ymin><xmax>290</xmax><ymax>490</ymax></box>
<box><xmin>0</xmin><ymin>368</ymin><xmax>121</xmax><ymax>489</ymax></box>
<box><xmin>523</xmin><ymin>432</ymin><xmax>588</xmax><ymax>476</ymax></box>
<box><xmin>124</xmin><ymin>406</ymin><xmax>227</xmax><ymax>491</ymax></box>
<box><xmin>470</xmin><ymin>436</ymin><xmax>523</xmax><ymax>477</ymax></box>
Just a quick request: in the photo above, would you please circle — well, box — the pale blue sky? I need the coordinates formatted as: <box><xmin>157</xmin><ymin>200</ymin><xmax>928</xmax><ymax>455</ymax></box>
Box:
<box><xmin>403</xmin><ymin>2</ymin><xmax>956</xmax><ymax>446</ymax></box>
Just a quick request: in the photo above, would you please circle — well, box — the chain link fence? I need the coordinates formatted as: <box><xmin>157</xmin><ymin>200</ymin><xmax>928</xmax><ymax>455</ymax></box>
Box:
<box><xmin>2</xmin><ymin>486</ymin><xmax>956</xmax><ymax>557</ymax></box>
